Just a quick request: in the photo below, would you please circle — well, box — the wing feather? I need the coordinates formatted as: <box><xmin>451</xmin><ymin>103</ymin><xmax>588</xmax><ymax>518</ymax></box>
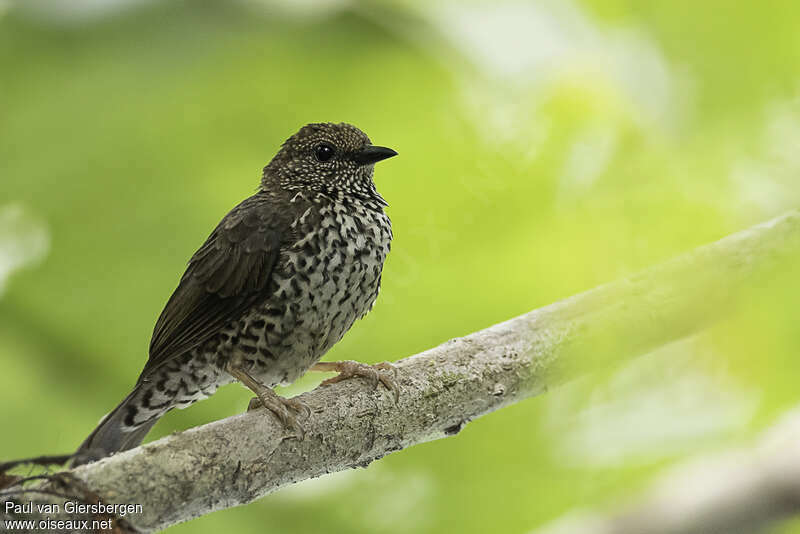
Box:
<box><xmin>140</xmin><ymin>193</ymin><xmax>290</xmax><ymax>379</ymax></box>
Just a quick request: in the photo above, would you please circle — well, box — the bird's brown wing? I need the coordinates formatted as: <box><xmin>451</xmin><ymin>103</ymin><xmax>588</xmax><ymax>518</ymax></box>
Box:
<box><xmin>140</xmin><ymin>194</ymin><xmax>290</xmax><ymax>380</ymax></box>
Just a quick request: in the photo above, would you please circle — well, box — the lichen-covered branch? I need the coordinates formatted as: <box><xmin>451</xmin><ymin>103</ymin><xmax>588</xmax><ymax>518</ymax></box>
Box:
<box><xmin>3</xmin><ymin>211</ymin><xmax>799</xmax><ymax>533</ymax></box>
<box><xmin>532</xmin><ymin>407</ymin><xmax>800</xmax><ymax>534</ymax></box>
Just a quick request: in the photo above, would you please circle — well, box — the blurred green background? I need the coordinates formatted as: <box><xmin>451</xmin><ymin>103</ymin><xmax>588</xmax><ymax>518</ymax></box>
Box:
<box><xmin>2</xmin><ymin>0</ymin><xmax>800</xmax><ymax>532</ymax></box>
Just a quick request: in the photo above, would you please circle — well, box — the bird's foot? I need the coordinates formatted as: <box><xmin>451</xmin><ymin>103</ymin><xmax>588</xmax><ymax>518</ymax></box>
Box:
<box><xmin>310</xmin><ymin>360</ymin><xmax>399</xmax><ymax>402</ymax></box>
<box><xmin>226</xmin><ymin>361</ymin><xmax>308</xmax><ymax>439</ymax></box>
<box><xmin>246</xmin><ymin>391</ymin><xmax>310</xmax><ymax>439</ymax></box>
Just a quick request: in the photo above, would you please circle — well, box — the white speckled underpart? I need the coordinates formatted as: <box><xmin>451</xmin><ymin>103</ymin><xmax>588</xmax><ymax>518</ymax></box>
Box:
<box><xmin>127</xmin><ymin>192</ymin><xmax>391</xmax><ymax>428</ymax></box>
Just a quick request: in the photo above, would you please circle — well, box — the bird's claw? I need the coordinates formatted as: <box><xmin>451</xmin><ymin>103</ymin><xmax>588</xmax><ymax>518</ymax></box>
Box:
<box><xmin>317</xmin><ymin>360</ymin><xmax>400</xmax><ymax>403</ymax></box>
<box><xmin>247</xmin><ymin>394</ymin><xmax>309</xmax><ymax>439</ymax></box>
<box><xmin>228</xmin><ymin>361</ymin><xmax>309</xmax><ymax>439</ymax></box>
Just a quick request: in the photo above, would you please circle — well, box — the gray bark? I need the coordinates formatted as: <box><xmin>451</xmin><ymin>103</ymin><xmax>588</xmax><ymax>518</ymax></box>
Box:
<box><xmin>3</xmin><ymin>211</ymin><xmax>799</xmax><ymax>533</ymax></box>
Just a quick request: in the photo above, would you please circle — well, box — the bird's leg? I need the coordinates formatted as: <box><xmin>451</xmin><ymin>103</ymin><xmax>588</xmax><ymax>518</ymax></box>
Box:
<box><xmin>310</xmin><ymin>360</ymin><xmax>399</xmax><ymax>402</ymax></box>
<box><xmin>225</xmin><ymin>360</ymin><xmax>309</xmax><ymax>439</ymax></box>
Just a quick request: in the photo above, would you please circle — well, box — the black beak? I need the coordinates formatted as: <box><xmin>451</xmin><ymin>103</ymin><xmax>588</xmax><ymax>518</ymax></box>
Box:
<box><xmin>354</xmin><ymin>145</ymin><xmax>398</xmax><ymax>165</ymax></box>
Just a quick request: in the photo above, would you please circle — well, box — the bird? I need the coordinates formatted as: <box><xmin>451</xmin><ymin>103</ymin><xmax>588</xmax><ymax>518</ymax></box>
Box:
<box><xmin>73</xmin><ymin>122</ymin><xmax>398</xmax><ymax>465</ymax></box>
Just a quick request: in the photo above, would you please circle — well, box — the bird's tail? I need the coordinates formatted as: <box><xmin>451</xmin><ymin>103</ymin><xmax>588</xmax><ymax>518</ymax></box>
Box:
<box><xmin>72</xmin><ymin>385</ymin><xmax>158</xmax><ymax>466</ymax></box>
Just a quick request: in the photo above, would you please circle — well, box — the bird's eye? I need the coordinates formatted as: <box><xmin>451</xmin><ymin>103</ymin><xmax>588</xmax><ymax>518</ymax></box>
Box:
<box><xmin>314</xmin><ymin>143</ymin><xmax>336</xmax><ymax>162</ymax></box>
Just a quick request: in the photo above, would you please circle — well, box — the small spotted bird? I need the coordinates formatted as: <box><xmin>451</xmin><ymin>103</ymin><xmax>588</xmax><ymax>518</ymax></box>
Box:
<box><xmin>74</xmin><ymin>123</ymin><xmax>398</xmax><ymax>464</ymax></box>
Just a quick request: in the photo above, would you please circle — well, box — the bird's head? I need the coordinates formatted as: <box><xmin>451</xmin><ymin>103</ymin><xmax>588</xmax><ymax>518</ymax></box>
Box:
<box><xmin>262</xmin><ymin>122</ymin><xmax>397</xmax><ymax>202</ymax></box>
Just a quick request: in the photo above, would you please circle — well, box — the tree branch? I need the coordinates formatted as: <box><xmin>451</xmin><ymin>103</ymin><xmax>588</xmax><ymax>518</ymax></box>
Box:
<box><xmin>532</xmin><ymin>406</ymin><xmax>800</xmax><ymax>534</ymax></box>
<box><xmin>3</xmin><ymin>211</ymin><xmax>799</xmax><ymax>533</ymax></box>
